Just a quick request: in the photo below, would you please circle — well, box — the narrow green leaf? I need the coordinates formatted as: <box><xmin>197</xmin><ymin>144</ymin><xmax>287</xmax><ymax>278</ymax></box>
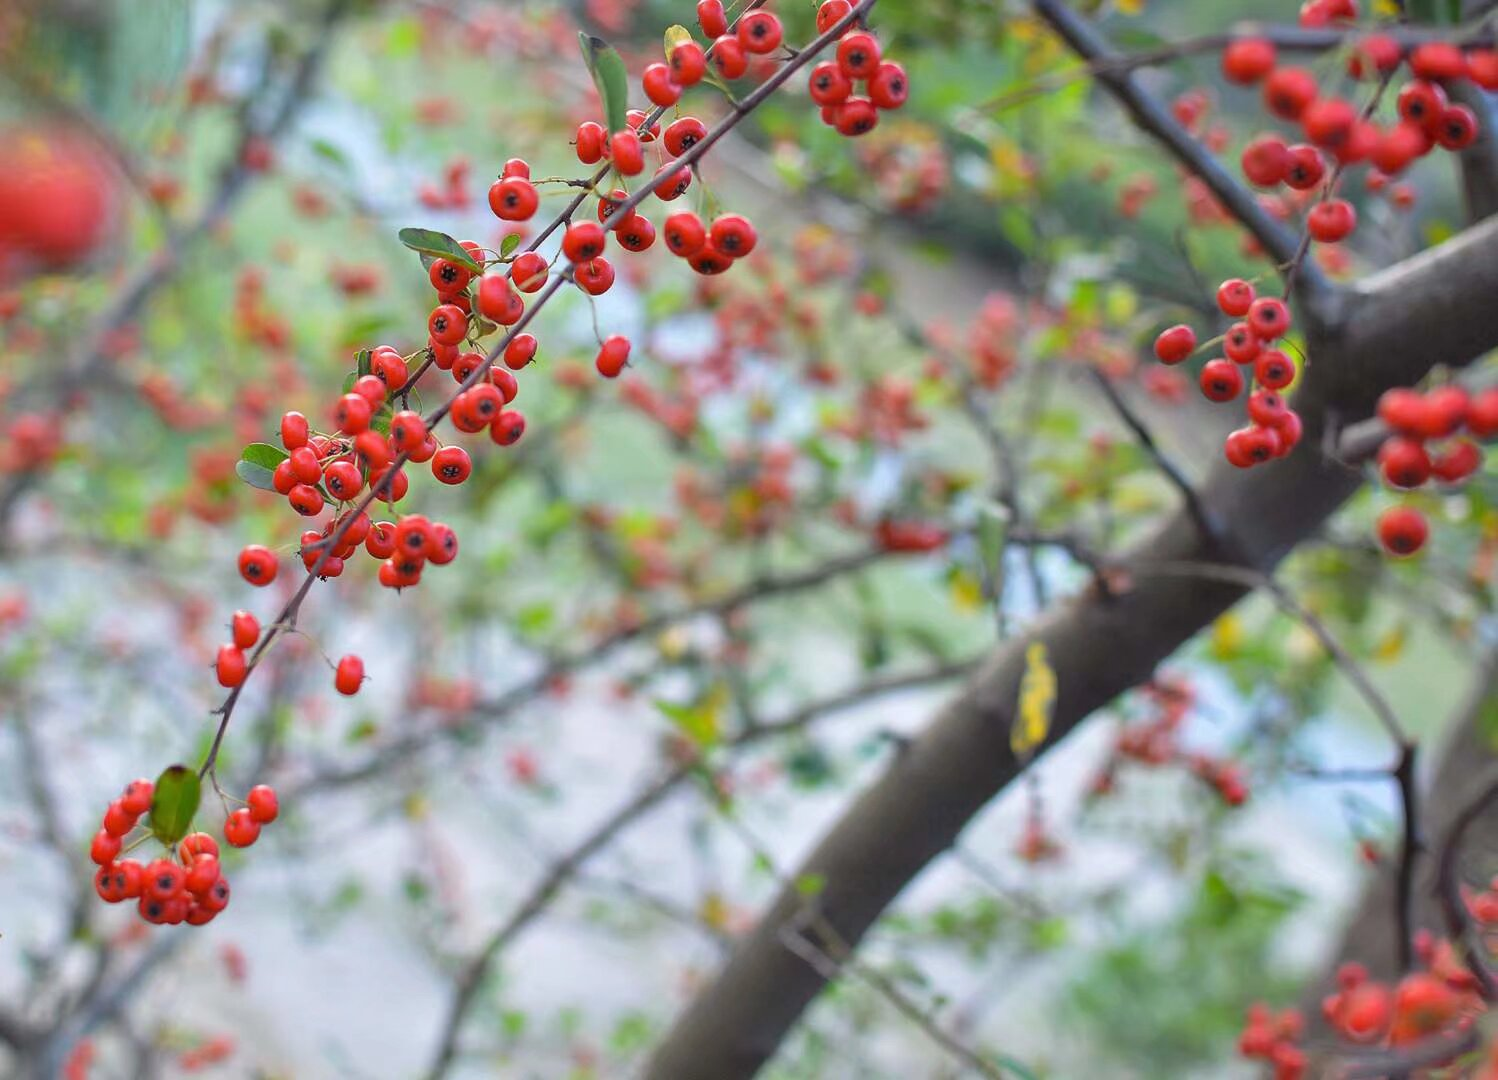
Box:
<box><xmin>149</xmin><ymin>765</ymin><xmax>201</xmax><ymax>845</ymax></box>
<box><xmin>240</xmin><ymin>442</ymin><xmax>288</xmax><ymax>470</ymax></box>
<box><xmin>235</xmin><ymin>460</ymin><xmax>278</xmax><ymax>491</ymax></box>
<box><xmin>396</xmin><ymin>227</ymin><xmax>482</xmax><ymax>274</ymax></box>
<box><xmin>578</xmin><ymin>32</ymin><xmax>629</xmax><ymax>137</ymax></box>
<box><xmin>500</xmin><ymin>233</ymin><xmax>522</xmax><ymax>257</ymax></box>
<box><xmin>356</xmin><ymin>347</ymin><xmax>372</xmax><ymax>378</ymax></box>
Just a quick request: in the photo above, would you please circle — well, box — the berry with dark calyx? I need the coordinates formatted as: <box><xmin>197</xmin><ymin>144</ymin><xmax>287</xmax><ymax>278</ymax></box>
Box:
<box><xmin>616</xmin><ymin>215</ymin><xmax>656</xmax><ymax>252</ymax></box>
<box><xmin>663</xmin><ymin>211</ymin><xmax>707</xmax><ymax>257</ymax></box>
<box><xmin>145</xmin><ymin>858</ymin><xmax>186</xmax><ymax>902</ymax></box>
<box><xmin>1200</xmin><ymin>359</ymin><xmax>1244</xmax><ymax>402</ymax></box>
<box><xmin>562</xmin><ymin>221</ymin><xmax>606</xmax><ymax>263</ymax></box>
<box><xmin>711</xmin><ymin>34</ymin><xmax>748</xmax><ymax>79</ymax></box>
<box><xmin>1247</xmin><ymin>297</ymin><xmax>1291</xmax><ymax>340</ymax></box>
<box><xmin>428</xmin><ymin>303</ymin><xmax>467</xmax><ymax>346</ymax></box>
<box><xmin>1378</xmin><ymin>437</ymin><xmax>1431</xmax><ymax>488</ymax></box>
<box><xmin>488</xmin><ymin>176</ymin><xmax>538</xmax><ymax>221</ymax></box>
<box><xmin>1284</xmin><ymin>144</ymin><xmax>1326</xmax><ymax>190</ymax></box>
<box><xmin>323</xmin><ymin>460</ymin><xmax>362</xmax><ymax>501</ymax></box>
<box><xmin>432</xmin><ymin>445</ymin><xmax>472</xmax><ymax>485</ymax></box>
<box><xmin>868</xmin><ymin>62</ymin><xmax>909</xmax><ymax>110</ymax></box>
<box><xmin>1435</xmin><ymin>105</ymin><xmax>1477</xmax><ymax>151</ymax></box>
<box><xmin>429</xmin><ymin>522</ymin><xmax>459</xmax><ymax>565</ymax></box>
<box><xmin>1264</xmin><ymin>67</ymin><xmax>1318</xmax><ymax>120</ymax></box>
<box><xmin>809</xmin><ymin>62</ymin><xmax>852</xmax><ymax>107</ymax></box>
<box><xmin>238</xmin><ymin>545</ymin><xmax>278</xmax><ymax>586</ymax></box>
<box><xmin>737</xmin><ymin>10</ymin><xmax>782</xmax><ymax>54</ymax></box>
<box><xmin>709</xmin><ymin>214</ymin><xmax>757</xmax><ymax>259</ymax></box>
<box><xmin>428</xmin><ymin>258</ymin><xmax>471</xmax><ymax>293</ymax></box>
<box><xmin>1377</xmin><ymin>506</ymin><xmax>1428</xmax><ymax>557</ymax></box>
<box><xmin>121</xmin><ymin>779</ymin><xmax>154</xmax><ymax>816</ymax></box>
<box><xmin>653</xmin><ymin>166</ymin><xmax>692</xmax><ymax>201</ymax></box>
<box><xmin>834</xmin><ymin>98</ymin><xmax>879</xmax><ymax>137</ymax></box>
<box><xmin>688</xmin><ymin>245</ymin><xmax>733</xmax><ymax>275</ymax></box>
<box><xmin>1254</xmin><ymin>350</ymin><xmax>1295</xmax><ymax>390</ymax></box>
<box><xmin>1247</xmin><ymin>389</ymin><xmax>1290</xmax><ymax>427</ymax></box>
<box><xmin>1224</xmin><ymin>322</ymin><xmax>1261</xmax><ymax>364</ymax></box>
<box><xmin>837</xmin><ymin>32</ymin><xmax>882</xmax><ymax>81</ymax></box>
<box><xmin>664</xmin><ymin>117</ymin><xmax>707</xmax><ymax>157</ymax></box>
<box><xmin>491</xmin><ymin>410</ymin><xmax>526</xmax><ymax>446</ymax></box>
<box><xmin>389</xmin><ymin>410</ymin><xmax>427</xmax><ymax>455</ymax></box>
<box><xmin>1432</xmin><ymin>440</ymin><xmax>1482</xmax><ymax>483</ymax></box>
<box><xmin>1397</xmin><ymin>81</ymin><xmax>1447</xmax><ymax>132</ymax></box>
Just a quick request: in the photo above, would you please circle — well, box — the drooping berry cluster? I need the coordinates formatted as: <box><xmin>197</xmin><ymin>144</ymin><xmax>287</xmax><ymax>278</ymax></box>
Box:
<box><xmin>1086</xmin><ymin>676</ymin><xmax>1249</xmax><ymax>807</ymax></box>
<box><xmin>1152</xmin><ymin>282</ymin><xmax>1302</xmax><ymax>468</ymax></box>
<box><xmin>1370</xmin><ymin>384</ymin><xmax>1497</xmax><ymax>557</ymax></box>
<box><xmin>1241</xmin><ymin>926</ymin><xmax>1491</xmax><ymax>1079</ymax></box>
<box><xmin>90</xmin><ymin>777</ymin><xmax>278</xmax><ymax>926</ymax></box>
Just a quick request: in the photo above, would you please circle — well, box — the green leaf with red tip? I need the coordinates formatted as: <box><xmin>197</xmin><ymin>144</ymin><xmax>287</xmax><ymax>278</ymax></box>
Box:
<box><xmin>148</xmin><ymin>764</ymin><xmax>201</xmax><ymax>845</ymax></box>
<box><xmin>396</xmin><ymin>228</ymin><xmax>482</xmax><ymax>274</ymax></box>
<box><xmin>578</xmin><ymin>32</ymin><xmax>629</xmax><ymax>137</ymax></box>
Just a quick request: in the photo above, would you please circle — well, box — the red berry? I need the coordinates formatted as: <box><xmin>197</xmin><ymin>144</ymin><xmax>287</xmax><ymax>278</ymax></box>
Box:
<box><xmin>834</xmin><ymin>97</ymin><xmax>879</xmax><ymax>137</ymax></box>
<box><xmin>688</xmin><ymin>244</ymin><xmax>733</xmax><ymax>275</ymax></box>
<box><xmin>562</xmin><ymin>221</ymin><xmax>606</xmax><ymax>263</ymax></box>
<box><xmin>185</xmin><ymin>854</ymin><xmax>220</xmax><ymax>896</ymax></box>
<box><xmin>1264</xmin><ymin>67</ymin><xmax>1318</xmax><ymax>120</ymax></box>
<box><xmin>1222</xmin><ymin>38</ymin><xmax>1276</xmax><ymax>84</ymax></box>
<box><xmin>1410</xmin><ymin>42</ymin><xmax>1466</xmax><ymax>81</ymax></box>
<box><xmin>323</xmin><ymin>459</ymin><xmax>362</xmax><ymax>501</ymax></box>
<box><xmin>709</xmin><ymin>214</ymin><xmax>757</xmax><ymax>259</ymax></box>
<box><xmin>1432</xmin><ymin>440</ymin><xmax>1482</xmax><ymax>483</ymax></box>
<box><xmin>737</xmin><ymin>11</ymin><xmax>782</xmax><ymax>54</ymax></box>
<box><xmin>1469</xmin><ymin>49</ymin><xmax>1498</xmax><ymax>91</ymax></box>
<box><xmin>121</xmin><ymin>780</ymin><xmax>154</xmax><ymax>816</ymax></box>
<box><xmin>575</xmin><ymin>121</ymin><xmax>606</xmax><ymax>164</ymax></box>
<box><xmin>90</xmin><ymin>830</ymin><xmax>120</xmax><ymax>865</ymax></box>
<box><xmin>616</xmin><ymin>215</ymin><xmax>656</xmax><ymax>252</ymax></box>
<box><xmin>1302</xmin><ymin>97</ymin><xmax>1355</xmax><ymax>151</ymax></box>
<box><xmin>238</xmin><ymin>545</ymin><xmax>278</xmax><ymax>586</ymax></box>
<box><xmin>430</xmin><ymin>522</ymin><xmax>459</xmax><ymax>565</ymax></box>
<box><xmin>247</xmin><ymin>784</ymin><xmax>279</xmax><ymax>824</ymax></box>
<box><xmin>504</xmin><ymin>333</ymin><xmax>538</xmax><ymax>370</ymax></box>
<box><xmin>288</xmin><ymin>483</ymin><xmax>325</xmax><ymax>517</ymax></box>
<box><xmin>575</xmin><ymin>257</ymin><xmax>616</xmax><ymax>295</ymax></box>
<box><xmin>836</xmin><ymin>32</ymin><xmax>881</xmax><ymax>81</ymax></box>
<box><xmin>1284</xmin><ymin>144</ymin><xmax>1326</xmax><ymax>190</ymax></box>
<box><xmin>365</xmin><ymin>521</ymin><xmax>397</xmax><ymax>559</ymax></box>
<box><xmin>103</xmin><ymin>800</ymin><xmax>136</xmax><ymax>838</ymax></box>
<box><xmin>280</xmin><ymin>411</ymin><xmax>309</xmax><ymax>450</ymax></box>
<box><xmin>643</xmin><ymin>62</ymin><xmax>682</xmax><ymax>107</ymax></box>
<box><xmin>215</xmin><ymin>644</ymin><xmax>247</xmax><ymax>688</ymax></box>
<box><xmin>1435</xmin><ymin>105</ymin><xmax>1478</xmax><ymax>151</ymax></box>
<box><xmin>670</xmin><ymin>41</ymin><xmax>707</xmax><ymax>86</ymax></box>
<box><xmin>1467</xmin><ymin>388</ymin><xmax>1498</xmax><ymax>439</ymax></box>
<box><xmin>230</xmin><ymin>610</ymin><xmax>259</xmax><ymax>650</ymax></box>
<box><xmin>809</xmin><ymin>62</ymin><xmax>853</xmax><ymax>107</ymax></box>
<box><xmin>432</xmin><ymin>445</ymin><xmax>472</xmax><ymax>485</ymax></box>
<box><xmin>868</xmin><ymin>62</ymin><xmax>909</xmax><ymax>110</ymax></box>
<box><xmin>389</xmin><ymin>410</ymin><xmax>427</xmax><ymax>454</ymax></box>
<box><xmin>180</xmin><ymin>832</ymin><xmax>219</xmax><ymax>862</ymax></box>
<box><xmin>817</xmin><ymin>0</ymin><xmax>853</xmax><ymax>34</ymax></box>
<box><xmin>1418</xmin><ymin>385</ymin><xmax>1469</xmax><ymax>440</ymax></box>
<box><xmin>489</xmin><ymin>176</ymin><xmax>538</xmax><ymax>221</ymax></box>
<box><xmin>1348</xmin><ymin>35</ymin><xmax>1401</xmax><ymax>79</ymax></box>
<box><xmin>1240</xmin><ymin>135</ymin><xmax>1289</xmax><ymax>187</ymax></box>
<box><xmin>491</xmin><ymin>410</ymin><xmax>526</xmax><ymax>446</ymax></box>
<box><xmin>663</xmin><ymin>211</ymin><xmax>707</xmax><ymax>257</ymax></box>
<box><xmin>428</xmin><ymin>303</ymin><xmax>467</xmax><ymax>346</ymax></box>
<box><xmin>611</xmin><ymin>129</ymin><xmax>644</xmax><ymax>176</ymax></box>
<box><xmin>477</xmin><ymin>275</ymin><xmax>524</xmax><ymax>325</ymax></box>
<box><xmin>1247</xmin><ymin>389</ymin><xmax>1290</xmax><ymax>427</ymax></box>
<box><xmin>711</xmin><ymin>34</ymin><xmax>748</xmax><ymax>79</ymax></box>
<box><xmin>697</xmin><ymin>0</ymin><xmax>728</xmax><ymax>37</ymax></box>
<box><xmin>335</xmin><ymin>655</ymin><xmax>365</xmax><ymax>696</ymax></box>
<box><xmin>1200</xmin><ymin>359</ymin><xmax>1244</xmax><ymax>402</ymax></box>
<box><xmin>224</xmin><ymin>807</ymin><xmax>261</xmax><ymax>847</ymax></box>
<box><xmin>145</xmin><ymin>858</ymin><xmax>186</xmax><ymax>902</ymax></box>
<box><xmin>1216</xmin><ymin>278</ymin><xmax>1255</xmax><ymax>317</ymax></box>
<box><xmin>1307</xmin><ymin>198</ymin><xmax>1356</xmax><ymax>243</ymax></box>
<box><xmin>428</xmin><ymin>257</ymin><xmax>472</xmax><ymax>293</ymax></box>
<box><xmin>1254</xmin><ymin>350</ymin><xmax>1295</xmax><ymax>390</ymax></box>
<box><xmin>1397</xmin><ymin>81</ymin><xmax>1447</xmax><ymax>132</ymax></box>
<box><xmin>596</xmin><ymin>335</ymin><xmax>631</xmax><ymax>378</ymax></box>
<box><xmin>1247</xmin><ymin>297</ymin><xmax>1291</xmax><ymax>340</ymax></box>
<box><xmin>1154</xmin><ymin>324</ymin><xmax>1196</xmax><ymax>365</ymax></box>
<box><xmin>1373</xmin><ymin>123</ymin><xmax>1430</xmax><ymax>176</ymax></box>
<box><xmin>1378</xmin><ymin>437</ymin><xmax>1432</xmax><ymax>488</ymax></box>
<box><xmin>1377</xmin><ymin>506</ymin><xmax>1428</xmax><ymax>557</ymax></box>
<box><xmin>502</xmin><ymin>157</ymin><xmax>530</xmax><ymax>179</ymax></box>
<box><xmin>1224</xmin><ymin>322</ymin><xmax>1262</xmax><ymax>364</ymax></box>
<box><xmin>653</xmin><ymin>166</ymin><xmax>692</xmax><ymax>201</ymax></box>
<box><xmin>511</xmin><ymin>251</ymin><xmax>548</xmax><ymax>293</ymax></box>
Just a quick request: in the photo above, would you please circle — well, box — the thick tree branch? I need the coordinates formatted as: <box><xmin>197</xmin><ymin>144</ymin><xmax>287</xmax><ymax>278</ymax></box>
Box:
<box><xmin>641</xmin><ymin>211</ymin><xmax>1498</xmax><ymax>1080</ymax></box>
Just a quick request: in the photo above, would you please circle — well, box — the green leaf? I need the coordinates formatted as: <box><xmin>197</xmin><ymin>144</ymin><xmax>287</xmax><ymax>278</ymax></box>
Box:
<box><xmin>795</xmin><ymin>872</ymin><xmax>826</xmax><ymax>897</ymax></box>
<box><xmin>500</xmin><ymin>233</ymin><xmax>522</xmax><ymax>257</ymax></box>
<box><xmin>578</xmin><ymin>32</ymin><xmax>629</xmax><ymax>137</ymax></box>
<box><xmin>310</xmin><ymin>137</ymin><xmax>351</xmax><ymax>173</ymax></box>
<box><xmin>396</xmin><ymin>227</ymin><xmax>482</xmax><ymax>274</ymax></box>
<box><xmin>356</xmin><ymin>347</ymin><xmax>372</xmax><ymax>377</ymax></box>
<box><xmin>241</xmin><ymin>442</ymin><xmax>288</xmax><ymax>470</ymax></box>
<box><xmin>235</xmin><ymin>460</ymin><xmax>277</xmax><ymax>491</ymax></box>
<box><xmin>148</xmin><ymin>764</ymin><xmax>201</xmax><ymax>845</ymax></box>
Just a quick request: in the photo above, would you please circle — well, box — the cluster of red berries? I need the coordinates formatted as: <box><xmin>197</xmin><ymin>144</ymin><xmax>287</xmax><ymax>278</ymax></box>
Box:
<box><xmin>90</xmin><ymin>778</ymin><xmax>278</xmax><ymax>926</ymax></box>
<box><xmin>1152</xmin><ymin>280</ymin><xmax>1301</xmax><ymax>467</ymax></box>
<box><xmin>1370</xmin><ymin>383</ymin><xmax>1497</xmax><ymax>558</ymax></box>
<box><xmin>1222</xmin><ymin>26</ymin><xmax>1495</xmax><ymax>249</ymax></box>
<box><xmin>1087</xmin><ymin>677</ymin><xmax>1248</xmax><ymax>806</ymax></box>
<box><xmin>804</xmin><ymin>0</ymin><xmax>909</xmax><ymax>136</ymax></box>
<box><xmin>1242</xmin><ymin>928</ymin><xmax>1488</xmax><ymax>1078</ymax></box>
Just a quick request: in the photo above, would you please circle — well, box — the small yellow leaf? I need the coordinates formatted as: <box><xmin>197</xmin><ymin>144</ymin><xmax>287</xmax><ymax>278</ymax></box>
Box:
<box><xmin>1211</xmin><ymin>613</ymin><xmax>1243</xmax><ymax>659</ymax></box>
<box><xmin>1116</xmin><ymin>0</ymin><xmax>1145</xmax><ymax>14</ymax></box>
<box><xmin>949</xmin><ymin>567</ymin><xmax>983</xmax><ymax>612</ymax></box>
<box><xmin>1012</xmin><ymin>642</ymin><xmax>1057</xmax><ymax>759</ymax></box>
<box><xmin>664</xmin><ymin>24</ymin><xmax>694</xmax><ymax>58</ymax></box>
<box><xmin>1372</xmin><ymin>624</ymin><xmax>1407</xmax><ymax>662</ymax></box>
<box><xmin>699</xmin><ymin>891</ymin><xmax>728</xmax><ymax>929</ymax></box>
